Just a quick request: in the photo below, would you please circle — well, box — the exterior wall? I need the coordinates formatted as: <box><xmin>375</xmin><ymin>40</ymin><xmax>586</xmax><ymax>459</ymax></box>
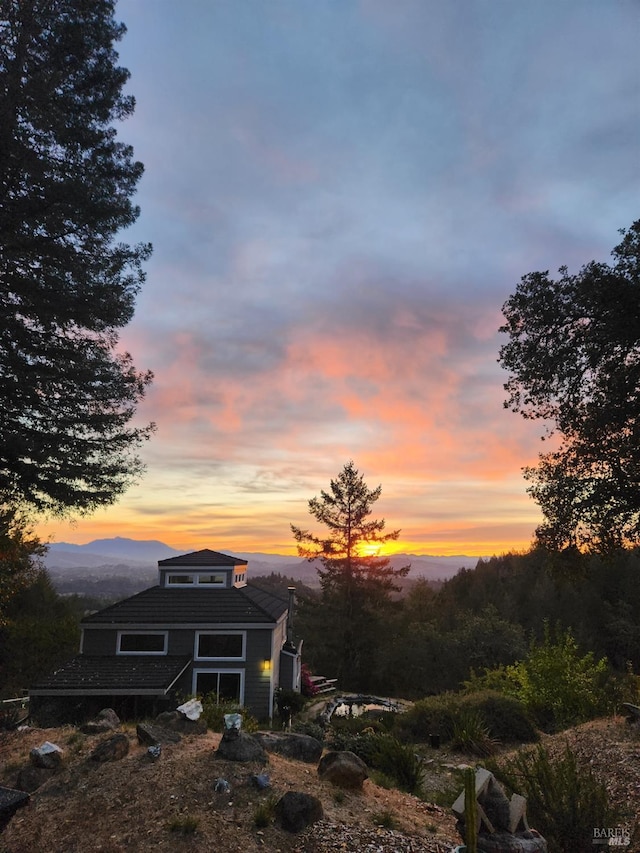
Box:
<box><xmin>81</xmin><ymin>628</ymin><xmax>118</xmax><ymax>655</ymax></box>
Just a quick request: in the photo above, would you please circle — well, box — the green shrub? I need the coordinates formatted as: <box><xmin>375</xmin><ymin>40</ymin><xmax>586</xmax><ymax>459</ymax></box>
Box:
<box><xmin>253</xmin><ymin>796</ymin><xmax>278</xmax><ymax>828</ymax></box>
<box><xmin>458</xmin><ymin>691</ymin><xmax>538</xmax><ymax>743</ymax></box>
<box><xmin>200</xmin><ymin>697</ymin><xmax>259</xmax><ymax>733</ymax></box>
<box><xmin>369</xmin><ymin>735</ymin><xmax>424</xmax><ymax>794</ymax></box>
<box><xmin>396</xmin><ymin>690</ymin><xmax>536</xmax><ymax>745</ymax></box>
<box><xmin>371</xmin><ymin>809</ymin><xmax>397</xmax><ymax>829</ymax></box>
<box><xmin>467</xmin><ymin>625</ymin><xmax>610</xmax><ymax>733</ymax></box>
<box><xmin>491</xmin><ymin>743</ymin><xmax>621</xmax><ymax>853</ymax></box>
<box><xmin>291</xmin><ymin>719</ymin><xmax>326</xmax><ymax>742</ymax></box>
<box><xmin>450</xmin><ymin>708</ymin><xmax>498</xmax><ymax>757</ymax></box>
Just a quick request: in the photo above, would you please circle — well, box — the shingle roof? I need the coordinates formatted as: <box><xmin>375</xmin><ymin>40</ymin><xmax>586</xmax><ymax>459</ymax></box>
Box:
<box><xmin>30</xmin><ymin>655</ymin><xmax>191</xmax><ymax>696</ymax></box>
<box><xmin>81</xmin><ymin>583</ymin><xmax>288</xmax><ymax>626</ymax></box>
<box><xmin>158</xmin><ymin>549</ymin><xmax>248</xmax><ymax>567</ymax></box>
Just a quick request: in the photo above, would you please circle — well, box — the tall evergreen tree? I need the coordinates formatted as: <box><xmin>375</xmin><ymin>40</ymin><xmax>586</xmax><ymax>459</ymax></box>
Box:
<box><xmin>0</xmin><ymin>0</ymin><xmax>153</xmax><ymax>515</ymax></box>
<box><xmin>291</xmin><ymin>461</ymin><xmax>409</xmax><ymax>689</ymax></box>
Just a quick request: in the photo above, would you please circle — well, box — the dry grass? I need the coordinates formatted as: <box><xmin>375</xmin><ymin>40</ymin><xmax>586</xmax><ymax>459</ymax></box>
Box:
<box><xmin>1</xmin><ymin>716</ymin><xmax>638</xmax><ymax>852</ymax></box>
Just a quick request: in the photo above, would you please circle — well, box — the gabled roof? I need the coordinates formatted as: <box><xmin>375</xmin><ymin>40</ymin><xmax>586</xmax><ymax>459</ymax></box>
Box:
<box><xmin>30</xmin><ymin>655</ymin><xmax>191</xmax><ymax>696</ymax></box>
<box><xmin>158</xmin><ymin>549</ymin><xmax>248</xmax><ymax>567</ymax></box>
<box><xmin>81</xmin><ymin>583</ymin><xmax>288</xmax><ymax>626</ymax></box>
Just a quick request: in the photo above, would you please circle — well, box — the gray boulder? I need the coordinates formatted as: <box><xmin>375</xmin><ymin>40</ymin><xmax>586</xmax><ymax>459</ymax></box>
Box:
<box><xmin>154</xmin><ymin>710</ymin><xmax>207</xmax><ymax>735</ymax></box>
<box><xmin>253</xmin><ymin>731</ymin><xmax>323</xmax><ymax>763</ymax></box>
<box><xmin>136</xmin><ymin>722</ymin><xmax>181</xmax><ymax>746</ymax></box>
<box><xmin>30</xmin><ymin>741</ymin><xmax>63</xmax><ymax>770</ymax></box>
<box><xmin>275</xmin><ymin>791</ymin><xmax>324</xmax><ymax>833</ymax></box>
<box><xmin>80</xmin><ymin>708</ymin><xmax>120</xmax><ymax>734</ymax></box>
<box><xmin>317</xmin><ymin>750</ymin><xmax>368</xmax><ymax>790</ymax></box>
<box><xmin>215</xmin><ymin>732</ymin><xmax>267</xmax><ymax>763</ymax></box>
<box><xmin>89</xmin><ymin>734</ymin><xmax>129</xmax><ymax>763</ymax></box>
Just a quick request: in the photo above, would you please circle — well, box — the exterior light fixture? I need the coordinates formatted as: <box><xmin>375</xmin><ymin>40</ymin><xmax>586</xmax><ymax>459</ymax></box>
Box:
<box><xmin>262</xmin><ymin>659</ymin><xmax>272</xmax><ymax>673</ymax></box>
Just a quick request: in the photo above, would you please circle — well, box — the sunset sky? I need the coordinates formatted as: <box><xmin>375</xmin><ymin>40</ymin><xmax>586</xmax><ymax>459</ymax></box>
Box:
<box><xmin>39</xmin><ymin>0</ymin><xmax>639</xmax><ymax>557</ymax></box>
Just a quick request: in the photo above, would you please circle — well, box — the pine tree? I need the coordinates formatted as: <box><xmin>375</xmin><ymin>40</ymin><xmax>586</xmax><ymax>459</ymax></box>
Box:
<box><xmin>0</xmin><ymin>0</ymin><xmax>153</xmax><ymax>514</ymax></box>
<box><xmin>292</xmin><ymin>462</ymin><xmax>409</xmax><ymax>689</ymax></box>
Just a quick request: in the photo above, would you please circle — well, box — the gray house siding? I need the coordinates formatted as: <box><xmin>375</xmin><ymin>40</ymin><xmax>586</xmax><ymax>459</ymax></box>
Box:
<box><xmin>30</xmin><ymin>550</ymin><xmax>299</xmax><ymax>723</ymax></box>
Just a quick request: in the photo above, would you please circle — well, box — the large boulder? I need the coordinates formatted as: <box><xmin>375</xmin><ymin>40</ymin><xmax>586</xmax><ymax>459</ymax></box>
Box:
<box><xmin>80</xmin><ymin>708</ymin><xmax>120</xmax><ymax>734</ymax></box>
<box><xmin>215</xmin><ymin>732</ymin><xmax>267</xmax><ymax>763</ymax></box>
<box><xmin>154</xmin><ymin>710</ymin><xmax>207</xmax><ymax>735</ymax></box>
<box><xmin>136</xmin><ymin>723</ymin><xmax>181</xmax><ymax>746</ymax></box>
<box><xmin>317</xmin><ymin>750</ymin><xmax>368</xmax><ymax>790</ymax></box>
<box><xmin>275</xmin><ymin>791</ymin><xmax>324</xmax><ymax>833</ymax></box>
<box><xmin>89</xmin><ymin>734</ymin><xmax>129</xmax><ymax>763</ymax></box>
<box><xmin>253</xmin><ymin>732</ymin><xmax>323</xmax><ymax>763</ymax></box>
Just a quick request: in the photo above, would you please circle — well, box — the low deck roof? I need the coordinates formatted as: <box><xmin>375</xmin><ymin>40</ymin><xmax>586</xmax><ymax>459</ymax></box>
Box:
<box><xmin>29</xmin><ymin>655</ymin><xmax>192</xmax><ymax>696</ymax></box>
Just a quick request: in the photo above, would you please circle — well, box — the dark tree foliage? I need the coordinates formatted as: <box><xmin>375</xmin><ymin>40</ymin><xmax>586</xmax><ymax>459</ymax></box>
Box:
<box><xmin>0</xmin><ymin>506</ymin><xmax>43</xmax><ymax>627</ymax></box>
<box><xmin>0</xmin><ymin>0</ymin><xmax>153</xmax><ymax>514</ymax></box>
<box><xmin>291</xmin><ymin>461</ymin><xmax>409</xmax><ymax>689</ymax></box>
<box><xmin>499</xmin><ymin>221</ymin><xmax>640</xmax><ymax>552</ymax></box>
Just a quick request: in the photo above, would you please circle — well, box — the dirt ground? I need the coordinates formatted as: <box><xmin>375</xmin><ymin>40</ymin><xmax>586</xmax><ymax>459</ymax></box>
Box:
<box><xmin>0</xmin><ymin>715</ymin><xmax>638</xmax><ymax>852</ymax></box>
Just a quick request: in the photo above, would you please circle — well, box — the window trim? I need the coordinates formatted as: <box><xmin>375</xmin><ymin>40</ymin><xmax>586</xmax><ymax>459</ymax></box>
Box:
<box><xmin>192</xmin><ymin>668</ymin><xmax>244</xmax><ymax>705</ymax></box>
<box><xmin>194</xmin><ymin>630</ymin><xmax>246</xmax><ymax>661</ymax></box>
<box><xmin>117</xmin><ymin>630</ymin><xmax>168</xmax><ymax>655</ymax></box>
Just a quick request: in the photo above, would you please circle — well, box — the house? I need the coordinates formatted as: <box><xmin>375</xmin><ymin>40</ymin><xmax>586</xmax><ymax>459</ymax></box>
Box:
<box><xmin>30</xmin><ymin>549</ymin><xmax>302</xmax><ymax>723</ymax></box>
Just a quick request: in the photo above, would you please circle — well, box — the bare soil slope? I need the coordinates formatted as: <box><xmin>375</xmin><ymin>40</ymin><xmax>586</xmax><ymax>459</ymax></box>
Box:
<box><xmin>1</xmin><ymin>716</ymin><xmax>638</xmax><ymax>852</ymax></box>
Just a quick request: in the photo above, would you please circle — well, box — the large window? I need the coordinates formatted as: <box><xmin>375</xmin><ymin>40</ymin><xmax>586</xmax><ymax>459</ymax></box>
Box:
<box><xmin>195</xmin><ymin>631</ymin><xmax>245</xmax><ymax>660</ymax></box>
<box><xmin>167</xmin><ymin>574</ymin><xmax>194</xmax><ymax>585</ymax></box>
<box><xmin>118</xmin><ymin>632</ymin><xmax>167</xmax><ymax>654</ymax></box>
<box><xmin>195</xmin><ymin>670</ymin><xmax>242</xmax><ymax>704</ymax></box>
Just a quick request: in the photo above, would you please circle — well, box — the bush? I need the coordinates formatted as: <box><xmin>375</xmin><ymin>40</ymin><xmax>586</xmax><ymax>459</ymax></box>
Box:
<box><xmin>491</xmin><ymin>743</ymin><xmax>621</xmax><ymax>853</ymax></box>
<box><xmin>291</xmin><ymin>719</ymin><xmax>326</xmax><ymax>742</ymax></box>
<box><xmin>275</xmin><ymin>688</ymin><xmax>306</xmax><ymax>723</ymax></box>
<box><xmin>467</xmin><ymin>625</ymin><xmax>610</xmax><ymax>732</ymax></box>
<box><xmin>327</xmin><ymin>730</ymin><xmax>423</xmax><ymax>794</ymax></box>
<box><xmin>200</xmin><ymin>697</ymin><xmax>259</xmax><ymax>733</ymax></box>
<box><xmin>396</xmin><ymin>690</ymin><xmax>537</xmax><ymax>745</ymax></box>
<box><xmin>450</xmin><ymin>708</ymin><xmax>498</xmax><ymax>757</ymax></box>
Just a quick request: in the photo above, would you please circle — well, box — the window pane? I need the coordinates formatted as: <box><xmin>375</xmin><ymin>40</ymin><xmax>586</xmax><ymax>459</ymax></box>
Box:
<box><xmin>218</xmin><ymin>673</ymin><xmax>241</xmax><ymax>703</ymax></box>
<box><xmin>120</xmin><ymin>633</ymin><xmax>165</xmax><ymax>652</ymax></box>
<box><xmin>168</xmin><ymin>575</ymin><xmax>194</xmax><ymax>584</ymax></box>
<box><xmin>198</xmin><ymin>574</ymin><xmax>225</xmax><ymax>584</ymax></box>
<box><xmin>198</xmin><ymin>633</ymin><xmax>243</xmax><ymax>658</ymax></box>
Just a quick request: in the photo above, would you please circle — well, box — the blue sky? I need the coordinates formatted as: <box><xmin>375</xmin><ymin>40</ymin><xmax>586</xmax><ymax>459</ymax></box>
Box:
<box><xmin>42</xmin><ymin>0</ymin><xmax>639</xmax><ymax>555</ymax></box>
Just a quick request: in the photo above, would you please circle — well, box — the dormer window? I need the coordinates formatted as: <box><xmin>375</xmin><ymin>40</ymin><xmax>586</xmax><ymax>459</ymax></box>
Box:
<box><xmin>167</xmin><ymin>574</ymin><xmax>194</xmax><ymax>585</ymax></box>
<box><xmin>198</xmin><ymin>574</ymin><xmax>225</xmax><ymax>585</ymax></box>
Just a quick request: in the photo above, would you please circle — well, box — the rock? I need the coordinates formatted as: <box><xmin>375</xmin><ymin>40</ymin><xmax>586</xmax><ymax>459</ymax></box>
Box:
<box><xmin>252</xmin><ymin>772</ymin><xmax>271</xmax><ymax>789</ymax></box>
<box><xmin>136</xmin><ymin>722</ymin><xmax>181</xmax><ymax>746</ymax></box>
<box><xmin>154</xmin><ymin>710</ymin><xmax>207</xmax><ymax>735</ymax></box>
<box><xmin>176</xmin><ymin>698</ymin><xmax>203</xmax><ymax>720</ymax></box>
<box><xmin>317</xmin><ymin>751</ymin><xmax>368</xmax><ymax>790</ymax></box>
<box><xmin>147</xmin><ymin>744</ymin><xmax>162</xmax><ymax>762</ymax></box>
<box><xmin>214</xmin><ymin>778</ymin><xmax>231</xmax><ymax>794</ymax></box>
<box><xmin>275</xmin><ymin>791</ymin><xmax>323</xmax><ymax>833</ymax></box>
<box><xmin>80</xmin><ymin>708</ymin><xmax>120</xmax><ymax>734</ymax></box>
<box><xmin>215</xmin><ymin>732</ymin><xmax>267</xmax><ymax>762</ymax></box>
<box><xmin>253</xmin><ymin>731</ymin><xmax>323</xmax><ymax>763</ymax></box>
<box><xmin>0</xmin><ymin>786</ymin><xmax>30</xmax><ymax>832</ymax></box>
<box><xmin>29</xmin><ymin>741</ymin><xmax>63</xmax><ymax>770</ymax></box>
<box><xmin>16</xmin><ymin>765</ymin><xmax>55</xmax><ymax>793</ymax></box>
<box><xmin>89</xmin><ymin>734</ymin><xmax>130</xmax><ymax>762</ymax></box>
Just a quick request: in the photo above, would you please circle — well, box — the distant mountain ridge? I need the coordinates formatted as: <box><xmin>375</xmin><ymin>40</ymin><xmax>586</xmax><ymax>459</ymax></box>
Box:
<box><xmin>45</xmin><ymin>537</ymin><xmax>481</xmax><ymax>585</ymax></box>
